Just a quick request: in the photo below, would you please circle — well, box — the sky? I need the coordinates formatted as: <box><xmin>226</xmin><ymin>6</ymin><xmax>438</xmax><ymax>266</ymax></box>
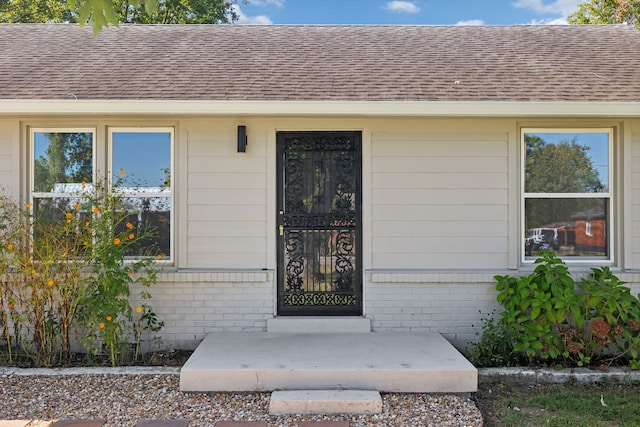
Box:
<box><xmin>234</xmin><ymin>0</ymin><xmax>584</xmax><ymax>26</ymax></box>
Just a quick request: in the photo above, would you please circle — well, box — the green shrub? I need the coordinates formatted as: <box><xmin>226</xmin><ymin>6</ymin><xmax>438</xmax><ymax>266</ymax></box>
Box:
<box><xmin>490</xmin><ymin>249</ymin><xmax>640</xmax><ymax>368</ymax></box>
<box><xmin>467</xmin><ymin>311</ymin><xmax>520</xmax><ymax>367</ymax></box>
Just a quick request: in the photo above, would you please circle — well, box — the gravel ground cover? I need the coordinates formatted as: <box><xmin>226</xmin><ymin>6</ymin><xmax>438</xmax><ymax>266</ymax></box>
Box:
<box><xmin>0</xmin><ymin>372</ymin><xmax>483</xmax><ymax>427</ymax></box>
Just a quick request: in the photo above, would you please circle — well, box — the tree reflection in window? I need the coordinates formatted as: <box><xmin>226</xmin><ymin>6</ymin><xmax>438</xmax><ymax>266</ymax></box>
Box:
<box><xmin>33</xmin><ymin>131</ymin><xmax>93</xmax><ymax>192</ymax></box>
<box><xmin>523</xmin><ymin>131</ymin><xmax>610</xmax><ymax>259</ymax></box>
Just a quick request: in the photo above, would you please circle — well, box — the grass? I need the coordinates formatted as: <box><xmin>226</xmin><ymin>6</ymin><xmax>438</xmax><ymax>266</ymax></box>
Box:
<box><xmin>475</xmin><ymin>381</ymin><xmax>640</xmax><ymax>426</ymax></box>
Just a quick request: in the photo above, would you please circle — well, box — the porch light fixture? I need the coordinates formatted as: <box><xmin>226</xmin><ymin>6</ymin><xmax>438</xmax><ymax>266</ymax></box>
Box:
<box><xmin>237</xmin><ymin>125</ymin><xmax>248</xmax><ymax>152</ymax></box>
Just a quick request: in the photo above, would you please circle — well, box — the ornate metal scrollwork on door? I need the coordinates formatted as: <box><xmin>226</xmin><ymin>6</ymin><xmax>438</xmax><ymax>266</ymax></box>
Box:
<box><xmin>277</xmin><ymin>132</ymin><xmax>362</xmax><ymax>315</ymax></box>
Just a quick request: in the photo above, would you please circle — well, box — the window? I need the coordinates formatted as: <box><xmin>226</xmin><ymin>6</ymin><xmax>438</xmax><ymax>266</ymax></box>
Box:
<box><xmin>110</xmin><ymin>129</ymin><xmax>172</xmax><ymax>259</ymax></box>
<box><xmin>522</xmin><ymin>129</ymin><xmax>611</xmax><ymax>261</ymax></box>
<box><xmin>30</xmin><ymin>127</ymin><xmax>173</xmax><ymax>260</ymax></box>
<box><xmin>31</xmin><ymin>128</ymin><xmax>95</xmax><ymax>229</ymax></box>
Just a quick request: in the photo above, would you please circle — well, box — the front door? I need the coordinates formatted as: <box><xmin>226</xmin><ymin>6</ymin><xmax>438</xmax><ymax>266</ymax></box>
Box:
<box><xmin>276</xmin><ymin>131</ymin><xmax>362</xmax><ymax>316</ymax></box>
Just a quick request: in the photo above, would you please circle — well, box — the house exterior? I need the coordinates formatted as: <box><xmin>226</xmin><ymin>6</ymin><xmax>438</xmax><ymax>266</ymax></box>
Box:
<box><xmin>1</xmin><ymin>23</ymin><xmax>640</xmax><ymax>350</ymax></box>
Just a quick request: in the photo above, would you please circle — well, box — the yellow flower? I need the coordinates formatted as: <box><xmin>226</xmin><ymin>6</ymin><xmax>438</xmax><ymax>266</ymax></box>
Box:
<box><xmin>66</xmin><ymin>212</ymin><xmax>72</xmax><ymax>219</ymax></box>
<box><xmin>135</xmin><ymin>306</ymin><xmax>142</xmax><ymax>313</ymax></box>
<box><xmin>25</xmin><ymin>203</ymin><xmax>31</xmax><ymax>209</ymax></box>
<box><xmin>92</xmin><ymin>207</ymin><xmax>99</xmax><ymax>214</ymax></box>
<box><xmin>106</xmin><ymin>315</ymin><xmax>112</xmax><ymax>321</ymax></box>
<box><xmin>157</xmin><ymin>253</ymin><xmax>163</xmax><ymax>260</ymax></box>
<box><xmin>99</xmin><ymin>322</ymin><xmax>105</xmax><ymax>329</ymax></box>
<box><xmin>47</xmin><ymin>279</ymin><xmax>54</xmax><ymax>286</ymax></box>
<box><xmin>81</xmin><ymin>180</ymin><xmax>86</xmax><ymax>189</ymax></box>
<box><xmin>7</xmin><ymin>243</ymin><xmax>13</xmax><ymax>250</ymax></box>
<box><xmin>113</xmin><ymin>237</ymin><xmax>121</xmax><ymax>245</ymax></box>
<box><xmin>126</xmin><ymin>222</ymin><xmax>133</xmax><ymax>229</ymax></box>
<box><xmin>74</xmin><ymin>203</ymin><xmax>80</xmax><ymax>210</ymax></box>
<box><xmin>85</xmin><ymin>221</ymin><xmax>91</xmax><ymax>227</ymax></box>
<box><xmin>128</xmin><ymin>233</ymin><xmax>135</xmax><ymax>240</ymax></box>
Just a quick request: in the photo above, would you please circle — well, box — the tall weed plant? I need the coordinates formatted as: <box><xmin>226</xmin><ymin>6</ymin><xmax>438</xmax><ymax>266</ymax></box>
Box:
<box><xmin>0</xmin><ymin>195</ymin><xmax>86</xmax><ymax>366</ymax></box>
<box><xmin>0</xmin><ymin>176</ymin><xmax>163</xmax><ymax>367</ymax></box>
<box><xmin>75</xmin><ymin>177</ymin><xmax>163</xmax><ymax>366</ymax></box>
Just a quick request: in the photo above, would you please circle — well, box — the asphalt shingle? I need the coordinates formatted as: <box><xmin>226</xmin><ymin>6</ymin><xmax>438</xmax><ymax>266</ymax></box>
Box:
<box><xmin>0</xmin><ymin>23</ymin><xmax>638</xmax><ymax>102</ymax></box>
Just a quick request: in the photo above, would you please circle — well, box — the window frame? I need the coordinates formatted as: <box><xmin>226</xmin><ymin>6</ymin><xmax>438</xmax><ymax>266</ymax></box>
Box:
<box><xmin>521</xmin><ymin>127</ymin><xmax>614</xmax><ymax>264</ymax></box>
<box><xmin>108</xmin><ymin>127</ymin><xmax>174</xmax><ymax>262</ymax></box>
<box><xmin>28</xmin><ymin>126</ymin><xmax>174</xmax><ymax>263</ymax></box>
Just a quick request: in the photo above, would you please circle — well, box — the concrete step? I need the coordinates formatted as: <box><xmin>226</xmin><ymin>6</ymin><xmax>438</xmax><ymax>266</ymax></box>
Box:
<box><xmin>269</xmin><ymin>390</ymin><xmax>382</xmax><ymax>415</ymax></box>
<box><xmin>180</xmin><ymin>332</ymin><xmax>477</xmax><ymax>393</ymax></box>
<box><xmin>267</xmin><ymin>317</ymin><xmax>371</xmax><ymax>333</ymax></box>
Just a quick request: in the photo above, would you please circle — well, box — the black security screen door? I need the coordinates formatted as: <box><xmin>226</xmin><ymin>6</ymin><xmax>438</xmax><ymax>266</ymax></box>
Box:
<box><xmin>276</xmin><ymin>131</ymin><xmax>362</xmax><ymax>316</ymax></box>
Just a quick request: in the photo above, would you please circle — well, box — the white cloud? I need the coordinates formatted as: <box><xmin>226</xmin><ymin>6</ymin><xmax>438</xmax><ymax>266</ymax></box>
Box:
<box><xmin>383</xmin><ymin>1</ymin><xmax>421</xmax><ymax>14</ymax></box>
<box><xmin>527</xmin><ymin>17</ymin><xmax>570</xmax><ymax>24</ymax></box>
<box><xmin>232</xmin><ymin>4</ymin><xmax>274</xmax><ymax>24</ymax></box>
<box><xmin>455</xmin><ymin>19</ymin><xmax>485</xmax><ymax>26</ymax></box>
<box><xmin>512</xmin><ymin>0</ymin><xmax>581</xmax><ymax>18</ymax></box>
<box><xmin>245</xmin><ymin>0</ymin><xmax>285</xmax><ymax>7</ymax></box>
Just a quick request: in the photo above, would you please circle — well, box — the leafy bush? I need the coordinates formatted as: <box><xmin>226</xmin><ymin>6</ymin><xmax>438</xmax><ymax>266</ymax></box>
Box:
<box><xmin>489</xmin><ymin>249</ymin><xmax>640</xmax><ymax>368</ymax></box>
<box><xmin>571</xmin><ymin>266</ymin><xmax>640</xmax><ymax>368</ymax></box>
<box><xmin>467</xmin><ymin>311</ymin><xmax>521</xmax><ymax>367</ymax></box>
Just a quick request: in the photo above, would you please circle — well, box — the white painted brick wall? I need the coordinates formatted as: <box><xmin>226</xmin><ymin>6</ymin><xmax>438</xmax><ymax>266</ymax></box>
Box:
<box><xmin>129</xmin><ymin>269</ymin><xmax>640</xmax><ymax>352</ymax></box>
<box><xmin>365</xmin><ymin>271</ymin><xmax>640</xmax><ymax>350</ymax></box>
<box><xmin>131</xmin><ymin>270</ymin><xmax>274</xmax><ymax>349</ymax></box>
<box><xmin>365</xmin><ymin>272</ymin><xmax>504</xmax><ymax>349</ymax></box>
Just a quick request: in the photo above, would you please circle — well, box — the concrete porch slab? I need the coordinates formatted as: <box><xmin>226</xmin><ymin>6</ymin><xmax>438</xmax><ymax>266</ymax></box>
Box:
<box><xmin>179</xmin><ymin>332</ymin><xmax>477</xmax><ymax>393</ymax></box>
<box><xmin>267</xmin><ymin>317</ymin><xmax>371</xmax><ymax>333</ymax></box>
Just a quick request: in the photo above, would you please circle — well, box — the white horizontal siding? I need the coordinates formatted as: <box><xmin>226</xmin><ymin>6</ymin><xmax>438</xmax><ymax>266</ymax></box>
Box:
<box><xmin>372</xmin><ymin>155</ymin><xmax>506</xmax><ymax>173</ymax></box>
<box><xmin>187</xmin><ymin>221</ymin><xmax>266</xmax><ymax>237</ymax></box>
<box><xmin>630</xmin><ymin>128</ymin><xmax>640</xmax><ymax>267</ymax></box>
<box><xmin>185</xmin><ymin>253</ymin><xmax>266</xmax><ymax>268</ymax></box>
<box><xmin>372</xmin><ymin>172</ymin><xmax>507</xmax><ymax>189</ymax></box>
<box><xmin>188</xmin><ymin>205</ymin><xmax>266</xmax><ymax>221</ymax></box>
<box><xmin>373</xmin><ymin>188</ymin><xmax>508</xmax><ymax>205</ymax></box>
<box><xmin>188</xmin><ymin>172</ymin><xmax>266</xmax><ymax>189</ymax></box>
<box><xmin>188</xmin><ymin>156</ymin><xmax>266</xmax><ymax>173</ymax></box>
<box><xmin>373</xmin><ymin>204</ymin><xmax>508</xmax><ymax>221</ymax></box>
<box><xmin>372</xmin><ymin>252</ymin><xmax>508</xmax><ymax>270</ymax></box>
<box><xmin>372</xmin><ymin>220</ymin><xmax>505</xmax><ymax>237</ymax></box>
<box><xmin>0</xmin><ymin>154</ymin><xmax>11</xmax><ymax>171</ymax></box>
<box><xmin>186</xmin><ymin>124</ymin><xmax>267</xmax><ymax>269</ymax></box>
<box><xmin>0</xmin><ymin>120</ymin><xmax>15</xmax><ymax>194</ymax></box>
<box><xmin>371</xmin><ymin>131</ymin><xmax>509</xmax><ymax>269</ymax></box>
<box><xmin>373</xmin><ymin>236</ymin><xmax>507</xmax><ymax>253</ymax></box>
<box><xmin>188</xmin><ymin>189</ymin><xmax>266</xmax><ymax>205</ymax></box>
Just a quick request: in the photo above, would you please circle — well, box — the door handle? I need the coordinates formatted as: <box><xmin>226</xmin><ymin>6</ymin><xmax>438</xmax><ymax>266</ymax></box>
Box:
<box><xmin>278</xmin><ymin>210</ymin><xmax>284</xmax><ymax>236</ymax></box>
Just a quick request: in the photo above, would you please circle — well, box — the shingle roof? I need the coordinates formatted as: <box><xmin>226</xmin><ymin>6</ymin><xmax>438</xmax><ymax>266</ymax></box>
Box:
<box><xmin>0</xmin><ymin>23</ymin><xmax>639</xmax><ymax>102</ymax></box>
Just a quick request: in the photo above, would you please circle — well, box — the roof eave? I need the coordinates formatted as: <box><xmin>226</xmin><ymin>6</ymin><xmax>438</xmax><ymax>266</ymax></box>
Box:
<box><xmin>1</xmin><ymin>100</ymin><xmax>639</xmax><ymax>117</ymax></box>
